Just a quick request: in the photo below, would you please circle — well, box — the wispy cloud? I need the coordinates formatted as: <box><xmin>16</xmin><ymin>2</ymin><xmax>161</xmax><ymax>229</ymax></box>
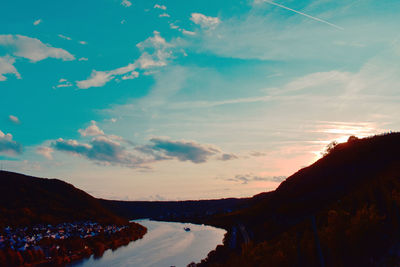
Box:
<box><xmin>0</xmin><ymin>56</ymin><xmax>20</xmax><ymax>81</ymax></box>
<box><xmin>121</xmin><ymin>0</ymin><xmax>132</xmax><ymax>7</ymax></box>
<box><xmin>224</xmin><ymin>174</ymin><xmax>286</xmax><ymax>184</ymax></box>
<box><xmin>33</xmin><ymin>19</ymin><xmax>42</xmax><ymax>26</ymax></box>
<box><xmin>0</xmin><ymin>34</ymin><xmax>75</xmax><ymax>62</ymax></box>
<box><xmin>154</xmin><ymin>4</ymin><xmax>167</xmax><ymax>10</ymax></box>
<box><xmin>58</xmin><ymin>34</ymin><xmax>72</xmax><ymax>40</ymax></box>
<box><xmin>8</xmin><ymin>115</ymin><xmax>20</xmax><ymax>124</ymax></box>
<box><xmin>52</xmin><ymin>137</ymin><xmax>145</xmax><ymax>167</ymax></box>
<box><xmin>181</xmin><ymin>29</ymin><xmax>196</xmax><ymax>36</ymax></box>
<box><xmin>53</xmin><ymin>78</ymin><xmax>72</xmax><ymax>89</ymax></box>
<box><xmin>138</xmin><ymin>138</ymin><xmax>223</xmax><ymax>163</ymax></box>
<box><xmin>259</xmin><ymin>0</ymin><xmax>343</xmax><ymax>30</ymax></box>
<box><xmin>36</xmin><ymin>147</ymin><xmax>54</xmax><ymax>160</ymax></box>
<box><xmin>170</xmin><ymin>95</ymin><xmax>272</xmax><ymax>109</ymax></box>
<box><xmin>76</xmin><ymin>64</ymin><xmax>137</xmax><ymax>89</ymax></box>
<box><xmin>250</xmin><ymin>151</ymin><xmax>267</xmax><ymax>157</ymax></box>
<box><xmin>76</xmin><ymin>31</ymin><xmax>172</xmax><ymax>89</ymax></box>
<box><xmin>219</xmin><ymin>153</ymin><xmax>238</xmax><ymax>161</ymax></box>
<box><xmin>186</xmin><ymin>1</ymin><xmax>378</xmax><ymax>62</ymax></box>
<box><xmin>78</xmin><ymin>121</ymin><xmax>105</xmax><ymax>137</ymax></box>
<box><xmin>190</xmin><ymin>13</ymin><xmax>220</xmax><ymax>29</ymax></box>
<box><xmin>58</xmin><ymin>34</ymin><xmax>87</xmax><ymax>46</ymax></box>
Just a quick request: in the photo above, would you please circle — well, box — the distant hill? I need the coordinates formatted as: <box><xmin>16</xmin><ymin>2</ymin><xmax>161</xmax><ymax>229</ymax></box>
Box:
<box><xmin>100</xmin><ymin>198</ymin><xmax>251</xmax><ymax>223</ymax></box>
<box><xmin>197</xmin><ymin>133</ymin><xmax>400</xmax><ymax>266</ymax></box>
<box><xmin>0</xmin><ymin>171</ymin><xmax>128</xmax><ymax>227</ymax></box>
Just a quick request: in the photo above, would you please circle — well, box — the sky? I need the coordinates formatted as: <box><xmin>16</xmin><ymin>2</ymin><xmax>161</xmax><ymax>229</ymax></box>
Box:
<box><xmin>1</xmin><ymin>0</ymin><xmax>400</xmax><ymax>200</ymax></box>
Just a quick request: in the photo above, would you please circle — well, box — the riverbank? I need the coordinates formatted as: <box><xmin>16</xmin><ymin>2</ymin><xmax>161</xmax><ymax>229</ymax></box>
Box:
<box><xmin>72</xmin><ymin>220</ymin><xmax>226</xmax><ymax>267</ymax></box>
<box><xmin>0</xmin><ymin>222</ymin><xmax>147</xmax><ymax>266</ymax></box>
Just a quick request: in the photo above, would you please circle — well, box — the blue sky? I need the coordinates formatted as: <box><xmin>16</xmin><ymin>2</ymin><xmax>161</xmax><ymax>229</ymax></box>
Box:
<box><xmin>1</xmin><ymin>0</ymin><xmax>400</xmax><ymax>200</ymax></box>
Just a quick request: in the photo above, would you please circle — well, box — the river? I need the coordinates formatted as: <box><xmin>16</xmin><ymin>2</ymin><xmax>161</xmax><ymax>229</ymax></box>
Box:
<box><xmin>70</xmin><ymin>219</ymin><xmax>226</xmax><ymax>267</ymax></box>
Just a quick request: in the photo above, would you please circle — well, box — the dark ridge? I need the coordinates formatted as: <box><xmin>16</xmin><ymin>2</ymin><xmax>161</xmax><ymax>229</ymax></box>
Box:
<box><xmin>0</xmin><ymin>171</ymin><xmax>128</xmax><ymax>227</ymax></box>
<box><xmin>196</xmin><ymin>132</ymin><xmax>400</xmax><ymax>266</ymax></box>
<box><xmin>99</xmin><ymin>197</ymin><xmax>252</xmax><ymax>223</ymax></box>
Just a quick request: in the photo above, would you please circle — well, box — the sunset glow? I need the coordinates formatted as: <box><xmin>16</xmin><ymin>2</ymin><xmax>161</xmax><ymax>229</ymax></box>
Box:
<box><xmin>1</xmin><ymin>0</ymin><xmax>399</xmax><ymax>200</ymax></box>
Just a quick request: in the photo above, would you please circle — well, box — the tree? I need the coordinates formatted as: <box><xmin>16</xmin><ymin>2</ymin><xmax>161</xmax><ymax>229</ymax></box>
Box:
<box><xmin>323</xmin><ymin>141</ymin><xmax>338</xmax><ymax>156</ymax></box>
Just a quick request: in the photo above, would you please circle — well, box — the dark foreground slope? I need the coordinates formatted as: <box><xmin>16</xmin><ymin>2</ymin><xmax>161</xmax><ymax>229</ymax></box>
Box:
<box><xmin>198</xmin><ymin>133</ymin><xmax>400</xmax><ymax>267</ymax></box>
<box><xmin>0</xmin><ymin>171</ymin><xmax>127</xmax><ymax>227</ymax></box>
<box><xmin>0</xmin><ymin>171</ymin><xmax>147</xmax><ymax>266</ymax></box>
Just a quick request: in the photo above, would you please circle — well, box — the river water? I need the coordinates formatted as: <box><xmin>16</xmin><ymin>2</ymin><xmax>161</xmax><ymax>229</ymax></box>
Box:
<box><xmin>70</xmin><ymin>219</ymin><xmax>226</xmax><ymax>267</ymax></box>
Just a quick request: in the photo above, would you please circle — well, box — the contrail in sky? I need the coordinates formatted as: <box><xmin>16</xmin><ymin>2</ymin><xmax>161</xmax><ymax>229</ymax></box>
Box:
<box><xmin>263</xmin><ymin>0</ymin><xmax>344</xmax><ymax>30</ymax></box>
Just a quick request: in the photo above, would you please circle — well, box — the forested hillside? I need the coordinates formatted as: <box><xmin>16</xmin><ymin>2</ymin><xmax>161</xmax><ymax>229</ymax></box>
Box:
<box><xmin>198</xmin><ymin>133</ymin><xmax>400</xmax><ymax>266</ymax></box>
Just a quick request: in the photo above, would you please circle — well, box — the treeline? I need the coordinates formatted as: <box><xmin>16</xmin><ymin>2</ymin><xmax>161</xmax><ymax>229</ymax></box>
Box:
<box><xmin>100</xmin><ymin>198</ymin><xmax>252</xmax><ymax>224</ymax></box>
<box><xmin>0</xmin><ymin>171</ymin><xmax>128</xmax><ymax>228</ymax></box>
<box><xmin>199</xmin><ymin>166</ymin><xmax>400</xmax><ymax>266</ymax></box>
<box><xmin>0</xmin><ymin>222</ymin><xmax>147</xmax><ymax>266</ymax></box>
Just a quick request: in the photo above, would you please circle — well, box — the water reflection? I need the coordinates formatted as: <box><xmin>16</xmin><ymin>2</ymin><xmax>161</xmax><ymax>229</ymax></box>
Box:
<box><xmin>70</xmin><ymin>219</ymin><xmax>226</xmax><ymax>267</ymax></box>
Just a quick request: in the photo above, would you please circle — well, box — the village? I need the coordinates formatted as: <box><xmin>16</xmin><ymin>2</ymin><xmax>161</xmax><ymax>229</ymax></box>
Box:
<box><xmin>0</xmin><ymin>222</ymin><xmax>128</xmax><ymax>252</ymax></box>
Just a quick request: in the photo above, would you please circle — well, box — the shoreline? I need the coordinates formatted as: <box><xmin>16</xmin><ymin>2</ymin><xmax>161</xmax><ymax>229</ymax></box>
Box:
<box><xmin>0</xmin><ymin>222</ymin><xmax>147</xmax><ymax>266</ymax></box>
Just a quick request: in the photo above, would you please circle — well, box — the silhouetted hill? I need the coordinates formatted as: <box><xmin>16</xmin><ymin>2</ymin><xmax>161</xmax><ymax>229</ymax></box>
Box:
<box><xmin>0</xmin><ymin>171</ymin><xmax>128</xmax><ymax>227</ymax></box>
<box><xmin>198</xmin><ymin>133</ymin><xmax>400</xmax><ymax>266</ymax></box>
<box><xmin>100</xmin><ymin>198</ymin><xmax>252</xmax><ymax>223</ymax></box>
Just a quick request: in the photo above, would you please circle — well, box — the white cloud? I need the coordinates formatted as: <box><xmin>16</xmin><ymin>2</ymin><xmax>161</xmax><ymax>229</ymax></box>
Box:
<box><xmin>154</xmin><ymin>4</ymin><xmax>167</xmax><ymax>10</ymax></box>
<box><xmin>121</xmin><ymin>0</ymin><xmax>132</xmax><ymax>7</ymax></box>
<box><xmin>76</xmin><ymin>70</ymin><xmax>112</xmax><ymax>89</ymax></box>
<box><xmin>0</xmin><ymin>34</ymin><xmax>75</xmax><ymax>62</ymax></box>
<box><xmin>137</xmin><ymin>30</ymin><xmax>169</xmax><ymax>50</ymax></box>
<box><xmin>57</xmin><ymin>34</ymin><xmax>87</xmax><ymax>46</ymax></box>
<box><xmin>137</xmin><ymin>52</ymin><xmax>166</xmax><ymax>69</ymax></box>
<box><xmin>181</xmin><ymin>29</ymin><xmax>196</xmax><ymax>36</ymax></box>
<box><xmin>52</xmin><ymin>136</ymin><xmax>146</xmax><ymax>168</ymax></box>
<box><xmin>8</xmin><ymin>115</ymin><xmax>20</xmax><ymax>124</ymax></box>
<box><xmin>36</xmin><ymin>146</ymin><xmax>54</xmax><ymax>160</ymax></box>
<box><xmin>76</xmin><ymin>63</ymin><xmax>136</xmax><ymax>89</ymax></box>
<box><xmin>53</xmin><ymin>78</ymin><xmax>72</xmax><ymax>88</ymax></box>
<box><xmin>78</xmin><ymin>57</ymin><xmax>88</xmax><ymax>61</ymax></box>
<box><xmin>190</xmin><ymin>13</ymin><xmax>220</xmax><ymax>29</ymax></box>
<box><xmin>169</xmin><ymin>23</ymin><xmax>179</xmax><ymax>29</ymax></box>
<box><xmin>122</xmin><ymin>71</ymin><xmax>139</xmax><ymax>80</ymax></box>
<box><xmin>58</xmin><ymin>34</ymin><xmax>72</xmax><ymax>40</ymax></box>
<box><xmin>33</xmin><ymin>19</ymin><xmax>42</xmax><ymax>26</ymax></box>
<box><xmin>159</xmin><ymin>13</ymin><xmax>170</xmax><ymax>18</ymax></box>
<box><xmin>169</xmin><ymin>22</ymin><xmax>196</xmax><ymax>36</ymax></box>
<box><xmin>77</xmin><ymin>31</ymin><xmax>173</xmax><ymax>89</ymax></box>
<box><xmin>0</xmin><ymin>55</ymin><xmax>21</xmax><ymax>81</ymax></box>
<box><xmin>136</xmin><ymin>31</ymin><xmax>172</xmax><ymax>68</ymax></box>
<box><xmin>0</xmin><ymin>130</ymin><xmax>22</xmax><ymax>156</ymax></box>
<box><xmin>78</xmin><ymin>121</ymin><xmax>105</xmax><ymax>137</ymax></box>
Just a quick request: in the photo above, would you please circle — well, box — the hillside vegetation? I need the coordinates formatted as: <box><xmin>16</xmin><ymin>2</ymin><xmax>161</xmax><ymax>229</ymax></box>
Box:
<box><xmin>198</xmin><ymin>133</ymin><xmax>400</xmax><ymax>266</ymax></box>
<box><xmin>0</xmin><ymin>171</ymin><xmax>128</xmax><ymax>227</ymax></box>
